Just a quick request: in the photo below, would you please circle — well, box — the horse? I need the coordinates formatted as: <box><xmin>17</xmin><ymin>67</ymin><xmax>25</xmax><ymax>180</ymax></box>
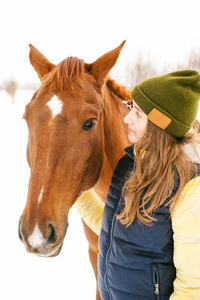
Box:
<box><xmin>18</xmin><ymin>40</ymin><xmax>131</xmax><ymax>299</ymax></box>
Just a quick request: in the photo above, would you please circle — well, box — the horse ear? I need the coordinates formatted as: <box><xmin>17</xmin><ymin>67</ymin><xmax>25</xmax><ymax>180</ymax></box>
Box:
<box><xmin>85</xmin><ymin>40</ymin><xmax>126</xmax><ymax>85</ymax></box>
<box><xmin>29</xmin><ymin>44</ymin><xmax>56</xmax><ymax>81</ymax></box>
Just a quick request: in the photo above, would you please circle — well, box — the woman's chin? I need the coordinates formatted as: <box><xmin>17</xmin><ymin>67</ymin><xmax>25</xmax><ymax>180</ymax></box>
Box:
<box><xmin>128</xmin><ymin>133</ymin><xmax>138</xmax><ymax>143</ymax></box>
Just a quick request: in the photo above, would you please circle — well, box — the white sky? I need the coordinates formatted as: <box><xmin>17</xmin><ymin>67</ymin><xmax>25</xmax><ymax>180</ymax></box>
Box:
<box><xmin>1</xmin><ymin>0</ymin><xmax>200</xmax><ymax>85</ymax></box>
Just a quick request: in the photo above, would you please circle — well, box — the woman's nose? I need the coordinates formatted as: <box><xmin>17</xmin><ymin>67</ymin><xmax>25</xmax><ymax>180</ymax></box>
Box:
<box><xmin>123</xmin><ymin>110</ymin><xmax>132</xmax><ymax>124</ymax></box>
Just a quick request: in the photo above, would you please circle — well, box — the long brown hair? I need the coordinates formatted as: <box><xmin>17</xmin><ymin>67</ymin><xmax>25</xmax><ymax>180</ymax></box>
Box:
<box><xmin>117</xmin><ymin>120</ymin><xmax>200</xmax><ymax>227</ymax></box>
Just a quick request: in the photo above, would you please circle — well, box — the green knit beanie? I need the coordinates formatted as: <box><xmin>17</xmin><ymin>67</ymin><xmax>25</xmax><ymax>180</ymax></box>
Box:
<box><xmin>131</xmin><ymin>70</ymin><xmax>200</xmax><ymax>137</ymax></box>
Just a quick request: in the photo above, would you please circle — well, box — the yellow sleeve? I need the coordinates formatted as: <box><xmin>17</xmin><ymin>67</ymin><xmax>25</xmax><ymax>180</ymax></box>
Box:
<box><xmin>170</xmin><ymin>176</ymin><xmax>200</xmax><ymax>300</ymax></box>
<box><xmin>74</xmin><ymin>189</ymin><xmax>104</xmax><ymax>236</ymax></box>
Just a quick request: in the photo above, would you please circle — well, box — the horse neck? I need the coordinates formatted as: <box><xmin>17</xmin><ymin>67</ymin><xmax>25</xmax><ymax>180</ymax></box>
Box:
<box><xmin>94</xmin><ymin>86</ymin><xmax>130</xmax><ymax>202</ymax></box>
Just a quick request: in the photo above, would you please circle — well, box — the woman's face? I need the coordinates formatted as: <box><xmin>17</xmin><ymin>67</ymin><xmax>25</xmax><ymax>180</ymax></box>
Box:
<box><xmin>124</xmin><ymin>99</ymin><xmax>148</xmax><ymax>143</ymax></box>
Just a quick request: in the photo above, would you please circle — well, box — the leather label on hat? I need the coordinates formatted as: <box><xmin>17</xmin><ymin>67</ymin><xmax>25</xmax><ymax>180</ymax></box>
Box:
<box><xmin>147</xmin><ymin>108</ymin><xmax>172</xmax><ymax>129</ymax></box>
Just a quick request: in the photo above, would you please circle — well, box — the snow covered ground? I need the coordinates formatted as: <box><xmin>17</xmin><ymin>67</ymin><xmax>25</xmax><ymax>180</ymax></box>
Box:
<box><xmin>0</xmin><ymin>90</ymin><xmax>96</xmax><ymax>299</ymax></box>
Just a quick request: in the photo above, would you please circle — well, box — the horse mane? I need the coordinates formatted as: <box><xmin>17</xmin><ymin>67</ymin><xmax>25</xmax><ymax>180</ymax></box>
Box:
<box><xmin>42</xmin><ymin>57</ymin><xmax>131</xmax><ymax>100</ymax></box>
<box><xmin>106</xmin><ymin>77</ymin><xmax>131</xmax><ymax>100</ymax></box>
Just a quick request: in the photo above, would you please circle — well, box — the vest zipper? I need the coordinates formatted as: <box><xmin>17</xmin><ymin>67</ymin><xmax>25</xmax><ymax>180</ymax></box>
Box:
<box><xmin>155</xmin><ymin>283</ymin><xmax>159</xmax><ymax>295</ymax></box>
<box><xmin>104</xmin><ymin>209</ymin><xmax>118</xmax><ymax>300</ymax></box>
<box><xmin>152</xmin><ymin>266</ymin><xmax>160</xmax><ymax>300</ymax></box>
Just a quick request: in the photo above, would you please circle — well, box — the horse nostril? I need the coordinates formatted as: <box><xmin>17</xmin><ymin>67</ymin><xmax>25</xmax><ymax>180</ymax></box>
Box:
<box><xmin>18</xmin><ymin>217</ymin><xmax>26</xmax><ymax>242</ymax></box>
<box><xmin>18</xmin><ymin>221</ymin><xmax>23</xmax><ymax>241</ymax></box>
<box><xmin>47</xmin><ymin>223</ymin><xmax>57</xmax><ymax>244</ymax></box>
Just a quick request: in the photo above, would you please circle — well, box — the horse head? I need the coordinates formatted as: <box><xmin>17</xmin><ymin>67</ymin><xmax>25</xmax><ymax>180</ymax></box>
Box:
<box><xmin>18</xmin><ymin>41</ymin><xmax>130</xmax><ymax>257</ymax></box>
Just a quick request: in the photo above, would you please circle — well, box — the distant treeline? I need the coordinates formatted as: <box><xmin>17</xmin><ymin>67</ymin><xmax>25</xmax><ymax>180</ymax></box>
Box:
<box><xmin>117</xmin><ymin>48</ymin><xmax>200</xmax><ymax>89</ymax></box>
<box><xmin>1</xmin><ymin>47</ymin><xmax>200</xmax><ymax>101</ymax></box>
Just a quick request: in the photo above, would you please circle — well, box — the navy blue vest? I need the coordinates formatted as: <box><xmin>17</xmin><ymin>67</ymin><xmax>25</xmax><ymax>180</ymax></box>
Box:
<box><xmin>98</xmin><ymin>145</ymin><xmax>178</xmax><ymax>300</ymax></box>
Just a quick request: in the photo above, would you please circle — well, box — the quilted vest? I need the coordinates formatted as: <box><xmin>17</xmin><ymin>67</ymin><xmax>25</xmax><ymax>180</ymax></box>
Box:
<box><xmin>98</xmin><ymin>145</ymin><xmax>178</xmax><ymax>300</ymax></box>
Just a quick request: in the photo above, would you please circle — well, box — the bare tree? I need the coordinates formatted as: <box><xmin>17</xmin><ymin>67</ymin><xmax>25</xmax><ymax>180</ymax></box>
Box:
<box><xmin>121</xmin><ymin>48</ymin><xmax>200</xmax><ymax>90</ymax></box>
<box><xmin>177</xmin><ymin>48</ymin><xmax>200</xmax><ymax>71</ymax></box>
<box><xmin>121</xmin><ymin>53</ymin><xmax>158</xmax><ymax>89</ymax></box>
<box><xmin>4</xmin><ymin>78</ymin><xmax>17</xmax><ymax>104</ymax></box>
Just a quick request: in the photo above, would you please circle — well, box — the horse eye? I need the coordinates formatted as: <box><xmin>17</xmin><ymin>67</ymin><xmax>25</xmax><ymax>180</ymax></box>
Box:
<box><xmin>82</xmin><ymin>119</ymin><xmax>96</xmax><ymax>131</ymax></box>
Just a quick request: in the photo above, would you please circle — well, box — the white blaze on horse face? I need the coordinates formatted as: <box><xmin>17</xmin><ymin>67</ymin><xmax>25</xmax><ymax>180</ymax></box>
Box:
<box><xmin>38</xmin><ymin>187</ymin><xmax>44</xmax><ymax>204</ymax></box>
<box><xmin>28</xmin><ymin>224</ymin><xmax>45</xmax><ymax>249</ymax></box>
<box><xmin>46</xmin><ymin>95</ymin><xmax>63</xmax><ymax>119</ymax></box>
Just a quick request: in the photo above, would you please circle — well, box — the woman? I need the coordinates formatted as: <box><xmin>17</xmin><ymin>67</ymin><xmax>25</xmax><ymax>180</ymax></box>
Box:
<box><xmin>76</xmin><ymin>70</ymin><xmax>200</xmax><ymax>299</ymax></box>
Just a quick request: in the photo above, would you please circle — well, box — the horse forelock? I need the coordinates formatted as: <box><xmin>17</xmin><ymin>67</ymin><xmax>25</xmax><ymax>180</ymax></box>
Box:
<box><xmin>41</xmin><ymin>56</ymin><xmax>130</xmax><ymax>101</ymax></box>
<box><xmin>43</xmin><ymin>57</ymin><xmax>89</xmax><ymax>92</ymax></box>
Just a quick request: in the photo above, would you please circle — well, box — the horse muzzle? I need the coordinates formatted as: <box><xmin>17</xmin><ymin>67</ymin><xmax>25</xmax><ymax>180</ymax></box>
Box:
<box><xmin>18</xmin><ymin>216</ymin><xmax>68</xmax><ymax>257</ymax></box>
